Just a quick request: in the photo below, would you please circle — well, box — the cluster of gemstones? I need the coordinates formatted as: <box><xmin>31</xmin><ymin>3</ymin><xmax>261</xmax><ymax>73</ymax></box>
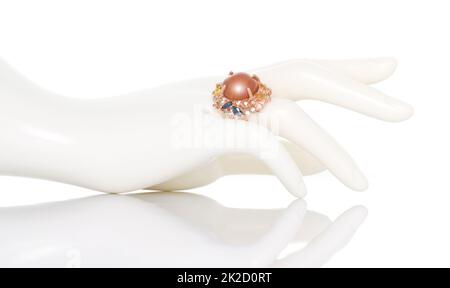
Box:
<box><xmin>212</xmin><ymin>72</ymin><xmax>272</xmax><ymax>120</ymax></box>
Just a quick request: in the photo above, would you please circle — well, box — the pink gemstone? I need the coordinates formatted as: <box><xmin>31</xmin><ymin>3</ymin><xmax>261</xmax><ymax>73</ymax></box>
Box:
<box><xmin>223</xmin><ymin>72</ymin><xmax>260</xmax><ymax>100</ymax></box>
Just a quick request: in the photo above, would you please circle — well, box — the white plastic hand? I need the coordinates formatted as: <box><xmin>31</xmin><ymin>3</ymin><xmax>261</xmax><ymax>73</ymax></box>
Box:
<box><xmin>0</xmin><ymin>192</ymin><xmax>367</xmax><ymax>268</ymax></box>
<box><xmin>0</xmin><ymin>58</ymin><xmax>412</xmax><ymax>197</ymax></box>
<box><xmin>152</xmin><ymin>58</ymin><xmax>413</xmax><ymax>193</ymax></box>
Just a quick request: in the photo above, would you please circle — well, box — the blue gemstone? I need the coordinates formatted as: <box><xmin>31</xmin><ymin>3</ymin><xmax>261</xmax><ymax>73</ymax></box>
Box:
<box><xmin>232</xmin><ymin>106</ymin><xmax>243</xmax><ymax>116</ymax></box>
<box><xmin>221</xmin><ymin>101</ymin><xmax>233</xmax><ymax>110</ymax></box>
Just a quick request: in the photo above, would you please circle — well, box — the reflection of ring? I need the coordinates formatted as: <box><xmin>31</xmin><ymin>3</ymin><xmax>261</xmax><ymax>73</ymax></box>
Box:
<box><xmin>213</xmin><ymin>72</ymin><xmax>272</xmax><ymax>120</ymax></box>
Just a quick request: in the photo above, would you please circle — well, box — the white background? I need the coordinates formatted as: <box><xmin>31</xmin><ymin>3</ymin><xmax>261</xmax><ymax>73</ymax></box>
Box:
<box><xmin>0</xmin><ymin>0</ymin><xmax>448</xmax><ymax>267</ymax></box>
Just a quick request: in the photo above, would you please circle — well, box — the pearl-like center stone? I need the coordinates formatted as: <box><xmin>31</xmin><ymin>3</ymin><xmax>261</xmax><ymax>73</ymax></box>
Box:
<box><xmin>223</xmin><ymin>72</ymin><xmax>260</xmax><ymax>100</ymax></box>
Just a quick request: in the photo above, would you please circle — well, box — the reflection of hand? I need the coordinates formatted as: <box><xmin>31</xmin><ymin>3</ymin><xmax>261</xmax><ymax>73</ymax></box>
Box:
<box><xmin>0</xmin><ymin>58</ymin><xmax>411</xmax><ymax>196</ymax></box>
<box><xmin>0</xmin><ymin>192</ymin><xmax>367</xmax><ymax>267</ymax></box>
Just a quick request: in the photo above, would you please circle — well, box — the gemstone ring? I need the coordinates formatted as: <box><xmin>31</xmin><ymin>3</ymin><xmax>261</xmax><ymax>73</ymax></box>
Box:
<box><xmin>212</xmin><ymin>72</ymin><xmax>272</xmax><ymax>120</ymax></box>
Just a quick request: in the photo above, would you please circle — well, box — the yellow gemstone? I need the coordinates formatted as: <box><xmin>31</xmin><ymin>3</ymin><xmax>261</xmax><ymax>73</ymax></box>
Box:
<box><xmin>213</xmin><ymin>84</ymin><xmax>222</xmax><ymax>96</ymax></box>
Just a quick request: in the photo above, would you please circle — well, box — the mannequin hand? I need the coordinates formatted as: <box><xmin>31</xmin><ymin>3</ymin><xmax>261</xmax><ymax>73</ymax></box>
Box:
<box><xmin>0</xmin><ymin>58</ymin><xmax>412</xmax><ymax>197</ymax></box>
<box><xmin>0</xmin><ymin>192</ymin><xmax>367</xmax><ymax>268</ymax></box>
<box><xmin>150</xmin><ymin>58</ymin><xmax>413</xmax><ymax>194</ymax></box>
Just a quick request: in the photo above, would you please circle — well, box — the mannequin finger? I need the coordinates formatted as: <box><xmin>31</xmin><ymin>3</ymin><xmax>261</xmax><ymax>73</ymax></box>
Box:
<box><xmin>220</xmin><ymin>120</ymin><xmax>306</xmax><ymax>197</ymax></box>
<box><xmin>272</xmin><ymin>206</ymin><xmax>368</xmax><ymax>268</ymax></box>
<box><xmin>281</xmin><ymin>139</ymin><xmax>326</xmax><ymax>175</ymax></box>
<box><xmin>255</xmin><ymin>99</ymin><xmax>368</xmax><ymax>191</ymax></box>
<box><xmin>174</xmin><ymin>58</ymin><xmax>396</xmax><ymax>92</ymax></box>
<box><xmin>308</xmin><ymin>58</ymin><xmax>397</xmax><ymax>84</ymax></box>
<box><xmin>257</xmin><ymin>61</ymin><xmax>413</xmax><ymax>122</ymax></box>
<box><xmin>218</xmin><ymin>139</ymin><xmax>325</xmax><ymax>176</ymax></box>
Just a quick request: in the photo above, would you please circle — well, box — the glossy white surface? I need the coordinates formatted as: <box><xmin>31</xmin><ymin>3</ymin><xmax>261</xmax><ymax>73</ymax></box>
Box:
<box><xmin>0</xmin><ymin>192</ymin><xmax>366</xmax><ymax>268</ymax></box>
